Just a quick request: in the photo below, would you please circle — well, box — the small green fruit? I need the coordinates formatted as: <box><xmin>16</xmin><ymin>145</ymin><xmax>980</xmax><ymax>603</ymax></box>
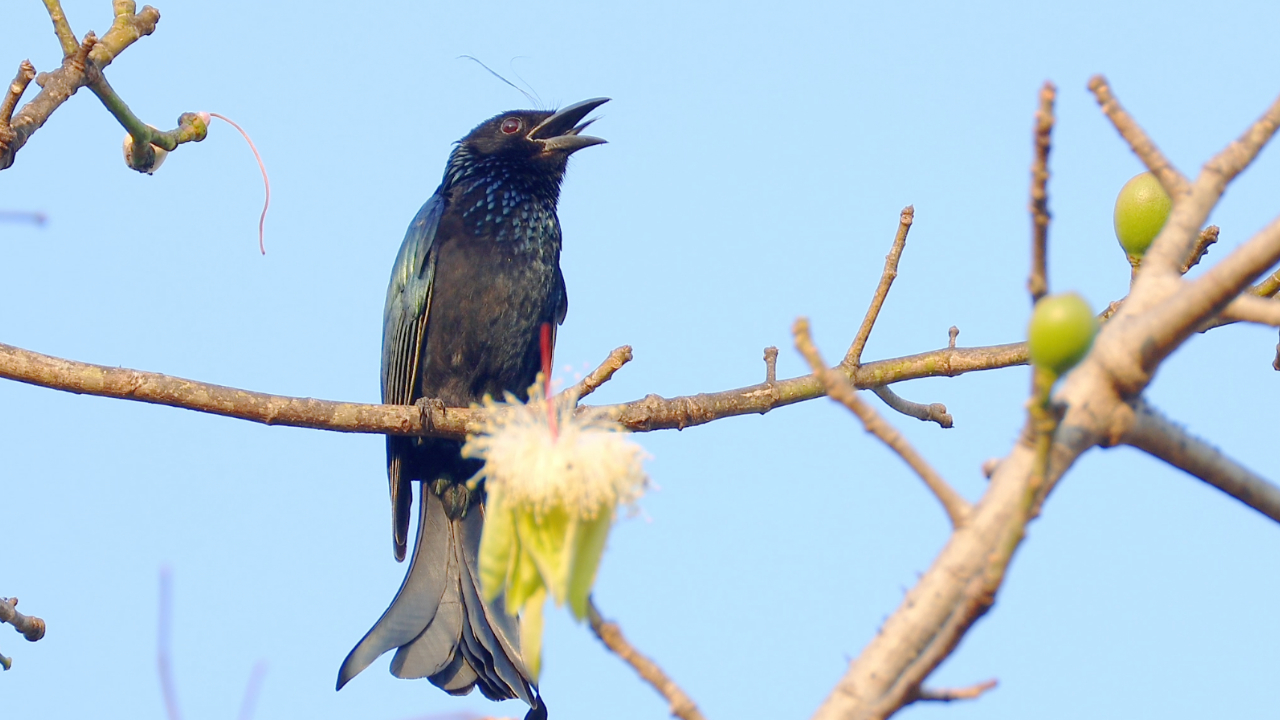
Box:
<box><xmin>1114</xmin><ymin>172</ymin><xmax>1172</xmax><ymax>261</ymax></box>
<box><xmin>1028</xmin><ymin>293</ymin><xmax>1098</xmax><ymax>376</ymax></box>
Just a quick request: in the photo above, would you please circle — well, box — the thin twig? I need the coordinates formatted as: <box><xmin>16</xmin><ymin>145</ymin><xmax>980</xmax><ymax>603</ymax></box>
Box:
<box><xmin>1183</xmin><ymin>226</ymin><xmax>1218</xmax><ymax>274</ymax></box>
<box><xmin>916</xmin><ymin>678</ymin><xmax>998</xmax><ymax>703</ymax></box>
<box><xmin>870</xmin><ymin>385</ymin><xmax>953</xmax><ymax>428</ymax></box>
<box><xmin>1123</xmin><ymin>400</ymin><xmax>1280</xmax><ymax>524</ymax></box>
<box><xmin>1028</xmin><ymin>81</ymin><xmax>1055</xmax><ymax>303</ymax></box>
<box><xmin>0</xmin><ymin>597</ymin><xmax>45</xmax><ymax>642</ymax></box>
<box><xmin>0</xmin><ymin>61</ymin><xmax>37</xmax><ymax>128</ymax></box>
<box><xmin>90</xmin><ymin>1</ymin><xmax>161</xmax><ymax>68</ymax></box>
<box><xmin>763</xmin><ymin>346</ymin><xmax>778</xmax><ymax>383</ymax></box>
<box><xmin>41</xmin><ymin>0</ymin><xmax>79</xmax><ymax>57</ymax></box>
<box><xmin>587</xmin><ymin>599</ymin><xmax>705</xmax><ymax>720</ymax></box>
<box><xmin>1254</xmin><ymin>267</ymin><xmax>1280</xmax><ymax>298</ymax></box>
<box><xmin>796</xmin><ymin>318</ymin><xmax>970</xmax><ymax>527</ymax></box>
<box><xmin>1088</xmin><ymin>75</ymin><xmax>1190</xmax><ymax>198</ymax></box>
<box><xmin>843</xmin><ymin>206</ymin><xmax>914</xmax><ymax>368</ymax></box>
<box><xmin>565</xmin><ymin>345</ymin><xmax>633</xmax><ymax>403</ymax></box>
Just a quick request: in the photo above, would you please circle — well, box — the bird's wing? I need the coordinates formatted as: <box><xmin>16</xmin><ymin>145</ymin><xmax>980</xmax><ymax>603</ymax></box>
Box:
<box><xmin>382</xmin><ymin>192</ymin><xmax>445</xmax><ymax>561</ymax></box>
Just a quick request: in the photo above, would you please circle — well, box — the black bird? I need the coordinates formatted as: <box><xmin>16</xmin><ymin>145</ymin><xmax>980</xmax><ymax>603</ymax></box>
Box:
<box><xmin>336</xmin><ymin>98</ymin><xmax>609</xmax><ymax>718</ymax></box>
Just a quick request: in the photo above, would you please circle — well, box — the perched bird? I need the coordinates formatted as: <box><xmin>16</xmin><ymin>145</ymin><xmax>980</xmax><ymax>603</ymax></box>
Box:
<box><xmin>336</xmin><ymin>98</ymin><xmax>609</xmax><ymax>718</ymax></box>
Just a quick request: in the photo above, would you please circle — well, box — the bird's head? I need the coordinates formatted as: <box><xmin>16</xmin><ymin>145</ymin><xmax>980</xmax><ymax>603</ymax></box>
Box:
<box><xmin>448</xmin><ymin>98</ymin><xmax>609</xmax><ymax>182</ymax></box>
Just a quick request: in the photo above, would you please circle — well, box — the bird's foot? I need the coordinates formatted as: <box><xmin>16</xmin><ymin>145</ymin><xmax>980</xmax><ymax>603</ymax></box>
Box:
<box><xmin>413</xmin><ymin>396</ymin><xmax>446</xmax><ymax>430</ymax></box>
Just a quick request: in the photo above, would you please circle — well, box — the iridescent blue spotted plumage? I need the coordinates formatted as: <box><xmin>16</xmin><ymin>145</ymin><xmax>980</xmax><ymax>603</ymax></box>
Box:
<box><xmin>337</xmin><ymin>99</ymin><xmax>608</xmax><ymax>720</ymax></box>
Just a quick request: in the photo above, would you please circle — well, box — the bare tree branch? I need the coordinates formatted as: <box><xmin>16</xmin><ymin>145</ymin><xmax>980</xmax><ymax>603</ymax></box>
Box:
<box><xmin>807</xmin><ymin>77</ymin><xmax>1280</xmax><ymax>720</ymax></box>
<box><xmin>1028</xmin><ymin>81</ymin><xmax>1055</xmax><ymax>303</ymax></box>
<box><xmin>0</xmin><ymin>335</ymin><xmax>1029</xmax><ymax>440</ymax></box>
<box><xmin>567</xmin><ymin>345</ymin><xmax>633</xmax><ymax>403</ymax></box>
<box><xmin>869</xmin><ymin>385</ymin><xmax>953</xmax><ymax>428</ymax></box>
<box><xmin>1</xmin><ymin>1</ymin><xmax>161</xmax><ymax>170</ymax></box>
<box><xmin>1141</xmin><ymin>215</ymin><xmax>1280</xmax><ymax>374</ymax></box>
<box><xmin>763</xmin><ymin>345</ymin><xmax>779</xmax><ymax>383</ymax></box>
<box><xmin>1254</xmin><ymin>266</ymin><xmax>1280</xmax><ymax>298</ymax></box>
<box><xmin>843</xmin><ymin>206</ymin><xmax>914</xmax><ymax>368</ymax></box>
<box><xmin>1123</xmin><ymin>400</ymin><xmax>1280</xmax><ymax>524</ymax></box>
<box><xmin>795</xmin><ymin>318</ymin><xmax>970</xmax><ymax>528</ymax></box>
<box><xmin>1088</xmin><ymin>75</ymin><xmax>1190</xmax><ymax>199</ymax></box>
<box><xmin>40</xmin><ymin>0</ymin><xmax>79</xmax><ymax>57</ymax></box>
<box><xmin>1183</xmin><ymin>225</ymin><xmax>1219</xmax><ymax>274</ymax></box>
<box><xmin>0</xmin><ymin>597</ymin><xmax>45</xmax><ymax>642</ymax></box>
<box><xmin>587</xmin><ymin>599</ymin><xmax>705</xmax><ymax>720</ymax></box>
<box><xmin>1217</xmin><ymin>293</ymin><xmax>1280</xmax><ymax>327</ymax></box>
<box><xmin>0</xmin><ymin>61</ymin><xmax>36</xmax><ymax>127</ymax></box>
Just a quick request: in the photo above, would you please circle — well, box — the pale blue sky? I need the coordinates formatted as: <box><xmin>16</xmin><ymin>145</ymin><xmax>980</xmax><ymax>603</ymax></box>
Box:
<box><xmin>3</xmin><ymin>1</ymin><xmax>1278</xmax><ymax>719</ymax></box>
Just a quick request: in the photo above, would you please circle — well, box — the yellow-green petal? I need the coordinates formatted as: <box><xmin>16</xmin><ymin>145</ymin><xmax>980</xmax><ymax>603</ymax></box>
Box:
<box><xmin>519</xmin><ymin>586</ymin><xmax>547</xmax><ymax>680</ymax></box>
<box><xmin>567</xmin><ymin>508</ymin><xmax>613</xmax><ymax>620</ymax></box>
<box><xmin>505</xmin><ymin>544</ymin><xmax>544</xmax><ymax>616</ymax></box>
<box><xmin>516</xmin><ymin>506</ymin><xmax>573</xmax><ymax>605</ymax></box>
<box><xmin>477</xmin><ymin>491</ymin><xmax>515</xmax><ymax>603</ymax></box>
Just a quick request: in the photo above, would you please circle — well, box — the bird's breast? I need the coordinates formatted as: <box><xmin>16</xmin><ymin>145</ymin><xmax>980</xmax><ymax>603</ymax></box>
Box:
<box><xmin>419</xmin><ymin>202</ymin><xmax>564</xmax><ymax>407</ymax></box>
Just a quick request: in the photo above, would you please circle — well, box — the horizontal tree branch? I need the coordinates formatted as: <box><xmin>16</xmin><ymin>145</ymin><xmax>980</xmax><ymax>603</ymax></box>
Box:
<box><xmin>0</xmin><ymin>337</ymin><xmax>1029</xmax><ymax>440</ymax></box>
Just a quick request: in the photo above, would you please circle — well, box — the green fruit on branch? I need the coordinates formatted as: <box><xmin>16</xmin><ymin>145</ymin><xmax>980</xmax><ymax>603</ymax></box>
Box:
<box><xmin>1028</xmin><ymin>292</ymin><xmax>1098</xmax><ymax>376</ymax></box>
<box><xmin>1114</xmin><ymin>171</ymin><xmax>1172</xmax><ymax>262</ymax></box>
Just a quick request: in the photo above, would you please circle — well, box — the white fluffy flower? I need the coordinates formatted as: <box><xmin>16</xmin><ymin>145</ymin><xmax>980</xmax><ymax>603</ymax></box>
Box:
<box><xmin>462</xmin><ymin>387</ymin><xmax>648</xmax><ymax>677</ymax></box>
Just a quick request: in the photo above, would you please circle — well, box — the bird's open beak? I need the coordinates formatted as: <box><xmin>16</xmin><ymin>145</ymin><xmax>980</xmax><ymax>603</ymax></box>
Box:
<box><xmin>529</xmin><ymin>97</ymin><xmax>609</xmax><ymax>154</ymax></box>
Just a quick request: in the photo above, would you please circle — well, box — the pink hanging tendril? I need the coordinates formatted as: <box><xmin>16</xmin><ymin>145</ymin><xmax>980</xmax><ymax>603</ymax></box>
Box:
<box><xmin>202</xmin><ymin>112</ymin><xmax>271</xmax><ymax>255</ymax></box>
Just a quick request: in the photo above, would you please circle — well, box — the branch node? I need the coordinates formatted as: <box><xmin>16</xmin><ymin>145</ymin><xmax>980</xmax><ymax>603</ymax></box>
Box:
<box><xmin>948</xmin><ymin>325</ymin><xmax>959</xmax><ymax>348</ymax></box>
<box><xmin>763</xmin><ymin>346</ymin><xmax>778</xmax><ymax>384</ymax></box>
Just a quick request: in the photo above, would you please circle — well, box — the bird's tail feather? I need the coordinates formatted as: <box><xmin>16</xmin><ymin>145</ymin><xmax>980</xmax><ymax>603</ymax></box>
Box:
<box><xmin>337</xmin><ymin>485</ymin><xmax>538</xmax><ymax>710</ymax></box>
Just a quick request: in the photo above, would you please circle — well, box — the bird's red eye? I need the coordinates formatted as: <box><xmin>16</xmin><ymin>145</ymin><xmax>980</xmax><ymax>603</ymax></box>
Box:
<box><xmin>500</xmin><ymin>117</ymin><xmax>522</xmax><ymax>134</ymax></box>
